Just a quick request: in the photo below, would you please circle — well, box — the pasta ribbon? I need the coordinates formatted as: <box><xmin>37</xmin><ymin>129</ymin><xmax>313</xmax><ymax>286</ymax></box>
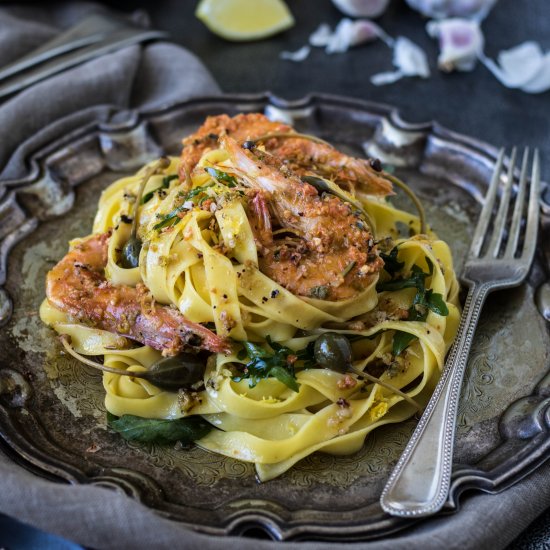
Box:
<box><xmin>42</xmin><ymin>143</ymin><xmax>460</xmax><ymax>482</ymax></box>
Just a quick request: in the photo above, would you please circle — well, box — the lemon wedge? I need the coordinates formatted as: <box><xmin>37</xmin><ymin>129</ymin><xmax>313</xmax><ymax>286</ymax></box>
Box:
<box><xmin>196</xmin><ymin>0</ymin><xmax>295</xmax><ymax>42</ymax></box>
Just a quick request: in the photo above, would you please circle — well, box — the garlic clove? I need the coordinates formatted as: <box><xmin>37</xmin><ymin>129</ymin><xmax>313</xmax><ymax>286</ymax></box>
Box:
<box><xmin>331</xmin><ymin>0</ymin><xmax>391</xmax><ymax>18</ymax></box>
<box><xmin>427</xmin><ymin>18</ymin><xmax>484</xmax><ymax>72</ymax></box>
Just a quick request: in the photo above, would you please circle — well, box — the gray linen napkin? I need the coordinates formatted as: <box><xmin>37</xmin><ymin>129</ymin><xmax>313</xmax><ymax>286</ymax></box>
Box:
<box><xmin>0</xmin><ymin>4</ymin><xmax>548</xmax><ymax>549</ymax></box>
<box><xmin>0</xmin><ymin>2</ymin><xmax>220</xmax><ymax>178</ymax></box>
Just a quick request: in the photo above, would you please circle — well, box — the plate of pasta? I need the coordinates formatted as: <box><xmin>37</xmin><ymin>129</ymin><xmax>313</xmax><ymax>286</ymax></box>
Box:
<box><xmin>1</xmin><ymin>94</ymin><xmax>548</xmax><ymax>541</ymax></box>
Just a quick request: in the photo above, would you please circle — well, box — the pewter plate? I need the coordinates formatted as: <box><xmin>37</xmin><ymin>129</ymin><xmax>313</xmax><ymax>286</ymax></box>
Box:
<box><xmin>0</xmin><ymin>93</ymin><xmax>549</xmax><ymax>541</ymax></box>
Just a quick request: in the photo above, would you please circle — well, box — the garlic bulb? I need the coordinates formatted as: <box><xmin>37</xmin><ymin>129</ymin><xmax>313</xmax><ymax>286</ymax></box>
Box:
<box><xmin>331</xmin><ymin>0</ymin><xmax>391</xmax><ymax>18</ymax></box>
<box><xmin>406</xmin><ymin>0</ymin><xmax>498</xmax><ymax>20</ymax></box>
<box><xmin>427</xmin><ymin>18</ymin><xmax>483</xmax><ymax>71</ymax></box>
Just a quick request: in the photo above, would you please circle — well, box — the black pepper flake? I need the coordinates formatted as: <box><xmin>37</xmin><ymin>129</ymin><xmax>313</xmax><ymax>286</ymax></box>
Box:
<box><xmin>261</xmin><ymin>296</ymin><xmax>268</xmax><ymax>303</ymax></box>
<box><xmin>242</xmin><ymin>140</ymin><xmax>255</xmax><ymax>150</ymax></box>
<box><xmin>223</xmin><ymin>294</ymin><xmax>228</xmax><ymax>299</ymax></box>
<box><xmin>120</xmin><ymin>214</ymin><xmax>133</xmax><ymax>224</ymax></box>
<box><xmin>369</xmin><ymin>158</ymin><xmax>382</xmax><ymax>172</ymax></box>
<box><xmin>270</xmin><ymin>289</ymin><xmax>279</xmax><ymax>298</ymax></box>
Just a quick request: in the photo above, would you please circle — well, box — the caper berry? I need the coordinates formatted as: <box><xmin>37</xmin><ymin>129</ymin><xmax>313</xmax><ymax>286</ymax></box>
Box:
<box><xmin>313</xmin><ymin>333</ymin><xmax>353</xmax><ymax>373</ymax></box>
<box><xmin>120</xmin><ymin>236</ymin><xmax>142</xmax><ymax>269</ymax></box>
<box><xmin>145</xmin><ymin>353</ymin><xmax>205</xmax><ymax>391</ymax></box>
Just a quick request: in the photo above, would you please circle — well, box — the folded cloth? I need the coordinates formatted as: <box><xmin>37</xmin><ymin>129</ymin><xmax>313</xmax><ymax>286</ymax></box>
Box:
<box><xmin>0</xmin><ymin>2</ymin><xmax>220</xmax><ymax>179</ymax></box>
<box><xmin>0</xmin><ymin>3</ymin><xmax>548</xmax><ymax>550</ymax></box>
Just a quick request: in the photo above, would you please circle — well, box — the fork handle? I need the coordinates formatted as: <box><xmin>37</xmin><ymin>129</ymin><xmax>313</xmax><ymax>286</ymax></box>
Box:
<box><xmin>380</xmin><ymin>281</ymin><xmax>492</xmax><ymax>517</ymax></box>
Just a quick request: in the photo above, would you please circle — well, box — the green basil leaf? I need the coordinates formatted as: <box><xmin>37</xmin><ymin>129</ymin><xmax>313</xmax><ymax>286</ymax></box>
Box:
<box><xmin>268</xmin><ymin>366</ymin><xmax>300</xmax><ymax>392</ymax></box>
<box><xmin>380</xmin><ymin>247</ymin><xmax>404</xmax><ymax>275</ymax></box>
<box><xmin>377</xmin><ymin>276</ymin><xmax>422</xmax><ymax>292</ymax></box>
<box><xmin>425</xmin><ymin>290</ymin><xmax>449</xmax><ymax>316</ymax></box>
<box><xmin>242</xmin><ymin>341</ymin><xmax>271</xmax><ymax>359</ymax></box>
<box><xmin>392</xmin><ymin>331</ymin><xmax>418</xmax><ymax>356</ymax></box>
<box><xmin>107</xmin><ymin>414</ymin><xmax>211</xmax><ymax>444</ymax></box>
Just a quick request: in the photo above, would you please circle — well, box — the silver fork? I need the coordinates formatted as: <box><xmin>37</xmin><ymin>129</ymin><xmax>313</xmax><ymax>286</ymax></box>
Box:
<box><xmin>380</xmin><ymin>148</ymin><xmax>541</xmax><ymax>517</ymax></box>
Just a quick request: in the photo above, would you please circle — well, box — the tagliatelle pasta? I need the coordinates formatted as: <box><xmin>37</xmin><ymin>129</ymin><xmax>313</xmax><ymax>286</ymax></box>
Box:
<box><xmin>41</xmin><ymin>113</ymin><xmax>460</xmax><ymax>481</ymax></box>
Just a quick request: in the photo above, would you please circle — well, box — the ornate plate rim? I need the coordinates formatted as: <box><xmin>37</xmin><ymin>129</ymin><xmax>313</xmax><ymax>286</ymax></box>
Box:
<box><xmin>0</xmin><ymin>91</ymin><xmax>549</xmax><ymax>542</ymax></box>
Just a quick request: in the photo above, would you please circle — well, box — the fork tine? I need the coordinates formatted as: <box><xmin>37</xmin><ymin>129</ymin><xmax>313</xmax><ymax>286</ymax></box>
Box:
<box><xmin>487</xmin><ymin>148</ymin><xmax>517</xmax><ymax>257</ymax></box>
<box><xmin>469</xmin><ymin>148</ymin><xmax>505</xmax><ymax>258</ymax></box>
<box><xmin>522</xmin><ymin>149</ymin><xmax>541</xmax><ymax>261</ymax></box>
<box><xmin>504</xmin><ymin>149</ymin><xmax>529</xmax><ymax>258</ymax></box>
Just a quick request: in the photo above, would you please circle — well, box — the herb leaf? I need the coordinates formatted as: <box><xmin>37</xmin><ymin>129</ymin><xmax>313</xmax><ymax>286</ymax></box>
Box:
<box><xmin>142</xmin><ymin>174</ymin><xmax>178</xmax><ymax>204</ymax></box>
<box><xmin>205</xmin><ymin>167</ymin><xmax>237</xmax><ymax>187</ymax></box>
<box><xmin>425</xmin><ymin>290</ymin><xmax>449</xmax><ymax>316</ymax></box>
<box><xmin>269</xmin><ymin>366</ymin><xmax>300</xmax><ymax>392</ymax></box>
<box><xmin>377</xmin><ymin>253</ymin><xmax>449</xmax><ymax>355</ymax></box>
<box><xmin>153</xmin><ymin>183</ymin><xmax>214</xmax><ymax>230</ymax></box>
<box><xmin>380</xmin><ymin>247</ymin><xmax>405</xmax><ymax>275</ymax></box>
<box><xmin>392</xmin><ymin>331</ymin><xmax>417</xmax><ymax>356</ymax></box>
<box><xmin>107</xmin><ymin>413</ymin><xmax>211</xmax><ymax>444</ymax></box>
<box><xmin>232</xmin><ymin>338</ymin><xmax>314</xmax><ymax>392</ymax></box>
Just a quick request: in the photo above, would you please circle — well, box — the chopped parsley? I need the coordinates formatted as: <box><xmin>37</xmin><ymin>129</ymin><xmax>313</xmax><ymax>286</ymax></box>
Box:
<box><xmin>153</xmin><ymin>183</ymin><xmax>214</xmax><ymax>230</ymax></box>
<box><xmin>204</xmin><ymin>167</ymin><xmax>238</xmax><ymax>187</ymax></box>
<box><xmin>377</xmin><ymin>249</ymin><xmax>449</xmax><ymax>355</ymax></box>
<box><xmin>233</xmin><ymin>338</ymin><xmax>315</xmax><ymax>392</ymax></box>
<box><xmin>141</xmin><ymin>174</ymin><xmax>178</xmax><ymax>204</ymax></box>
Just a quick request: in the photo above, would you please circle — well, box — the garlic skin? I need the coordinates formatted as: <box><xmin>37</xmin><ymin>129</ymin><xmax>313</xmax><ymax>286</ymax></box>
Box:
<box><xmin>309</xmin><ymin>23</ymin><xmax>333</xmax><ymax>47</ymax></box>
<box><xmin>406</xmin><ymin>0</ymin><xmax>498</xmax><ymax>20</ymax></box>
<box><xmin>480</xmin><ymin>41</ymin><xmax>550</xmax><ymax>93</ymax></box>
<box><xmin>280</xmin><ymin>45</ymin><xmax>311</xmax><ymax>62</ymax></box>
<box><xmin>309</xmin><ymin>19</ymin><xmax>392</xmax><ymax>54</ymax></box>
<box><xmin>427</xmin><ymin>18</ymin><xmax>483</xmax><ymax>71</ymax></box>
<box><xmin>371</xmin><ymin>36</ymin><xmax>430</xmax><ymax>85</ymax></box>
<box><xmin>331</xmin><ymin>0</ymin><xmax>391</xmax><ymax>18</ymax></box>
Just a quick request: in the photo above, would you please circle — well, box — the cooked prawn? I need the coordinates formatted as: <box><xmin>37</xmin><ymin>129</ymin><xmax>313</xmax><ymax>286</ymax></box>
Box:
<box><xmin>180</xmin><ymin>113</ymin><xmax>393</xmax><ymax>196</ymax></box>
<box><xmin>46</xmin><ymin>232</ymin><xmax>230</xmax><ymax>356</ymax></box>
<box><xmin>220</xmin><ymin>135</ymin><xmax>384</xmax><ymax>301</ymax></box>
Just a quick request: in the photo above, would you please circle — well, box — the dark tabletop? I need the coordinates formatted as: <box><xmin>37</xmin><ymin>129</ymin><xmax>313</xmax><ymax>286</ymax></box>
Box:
<box><xmin>109</xmin><ymin>0</ymin><xmax>550</xmax><ymax>174</ymax></box>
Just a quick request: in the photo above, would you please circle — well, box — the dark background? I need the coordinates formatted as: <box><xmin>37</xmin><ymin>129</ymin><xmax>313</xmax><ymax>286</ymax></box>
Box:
<box><xmin>106</xmin><ymin>0</ymin><xmax>550</xmax><ymax>174</ymax></box>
